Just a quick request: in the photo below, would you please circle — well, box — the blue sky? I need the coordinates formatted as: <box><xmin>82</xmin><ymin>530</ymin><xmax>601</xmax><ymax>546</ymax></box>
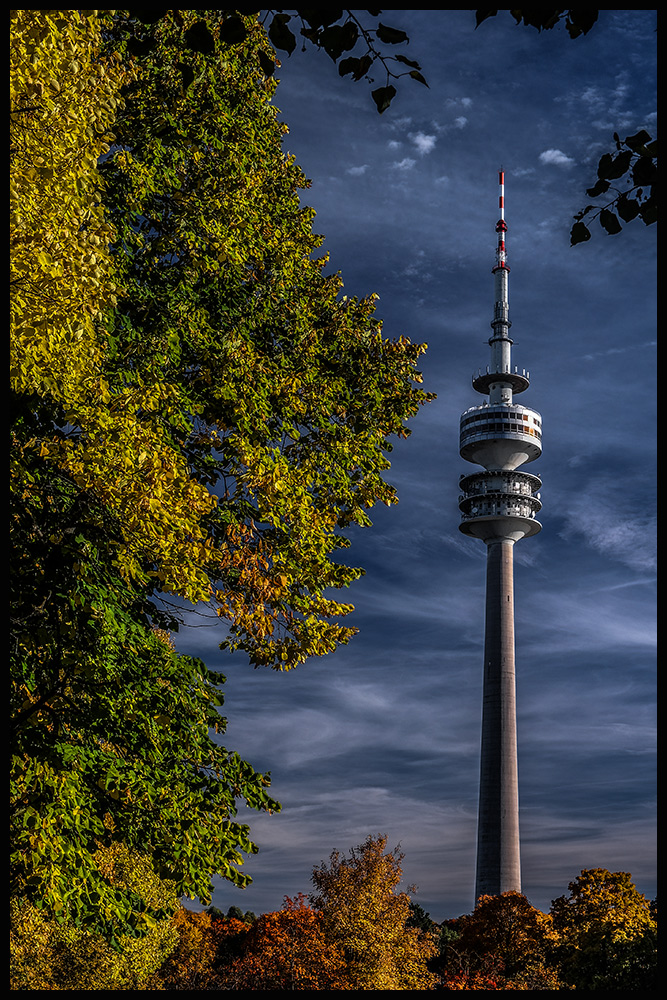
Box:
<box><xmin>176</xmin><ymin>10</ymin><xmax>656</xmax><ymax>921</ymax></box>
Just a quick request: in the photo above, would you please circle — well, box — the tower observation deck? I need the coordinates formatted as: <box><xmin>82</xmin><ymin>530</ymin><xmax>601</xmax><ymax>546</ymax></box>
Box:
<box><xmin>459</xmin><ymin>172</ymin><xmax>542</xmax><ymax>901</ymax></box>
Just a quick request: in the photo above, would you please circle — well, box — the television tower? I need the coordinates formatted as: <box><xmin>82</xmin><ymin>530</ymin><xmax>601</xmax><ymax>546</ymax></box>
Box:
<box><xmin>458</xmin><ymin>171</ymin><xmax>542</xmax><ymax>899</ymax></box>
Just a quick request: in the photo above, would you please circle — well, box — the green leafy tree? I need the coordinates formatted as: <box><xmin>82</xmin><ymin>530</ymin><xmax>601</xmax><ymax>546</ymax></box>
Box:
<box><xmin>10</xmin><ymin>8</ymin><xmax>431</xmax><ymax>938</ymax></box>
<box><xmin>549</xmin><ymin>868</ymin><xmax>657</xmax><ymax>990</ymax></box>
<box><xmin>10</xmin><ymin>435</ymin><xmax>278</xmax><ymax>937</ymax></box>
<box><xmin>99</xmin><ymin>10</ymin><xmax>432</xmax><ymax>667</ymax></box>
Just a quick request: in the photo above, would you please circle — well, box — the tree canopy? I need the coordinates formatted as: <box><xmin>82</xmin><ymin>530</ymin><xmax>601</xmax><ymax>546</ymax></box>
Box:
<box><xmin>10</xmin><ymin>8</ymin><xmax>431</xmax><ymax>938</ymax></box>
<box><xmin>310</xmin><ymin>834</ymin><xmax>438</xmax><ymax>989</ymax></box>
<box><xmin>549</xmin><ymin>868</ymin><xmax>657</xmax><ymax>990</ymax></box>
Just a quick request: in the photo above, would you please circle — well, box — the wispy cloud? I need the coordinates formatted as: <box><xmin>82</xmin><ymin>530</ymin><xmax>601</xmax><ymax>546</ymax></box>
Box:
<box><xmin>558</xmin><ymin>478</ymin><xmax>657</xmax><ymax>573</ymax></box>
<box><xmin>346</xmin><ymin>164</ymin><xmax>369</xmax><ymax>176</ymax></box>
<box><xmin>392</xmin><ymin>157</ymin><xmax>416</xmax><ymax>171</ymax></box>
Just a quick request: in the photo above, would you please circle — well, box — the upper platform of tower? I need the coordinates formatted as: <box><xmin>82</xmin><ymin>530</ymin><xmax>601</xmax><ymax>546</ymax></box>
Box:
<box><xmin>459</xmin><ymin>171</ymin><xmax>543</xmax><ymax>474</ymax></box>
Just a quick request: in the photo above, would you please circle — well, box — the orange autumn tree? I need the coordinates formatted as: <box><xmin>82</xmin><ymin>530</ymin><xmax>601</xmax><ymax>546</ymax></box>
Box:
<box><xmin>443</xmin><ymin>891</ymin><xmax>560</xmax><ymax>990</ymax></box>
<box><xmin>222</xmin><ymin>894</ymin><xmax>349</xmax><ymax>990</ymax></box>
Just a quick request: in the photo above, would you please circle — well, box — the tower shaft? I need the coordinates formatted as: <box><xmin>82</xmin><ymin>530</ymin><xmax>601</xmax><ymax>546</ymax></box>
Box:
<box><xmin>475</xmin><ymin>538</ymin><xmax>521</xmax><ymax>897</ymax></box>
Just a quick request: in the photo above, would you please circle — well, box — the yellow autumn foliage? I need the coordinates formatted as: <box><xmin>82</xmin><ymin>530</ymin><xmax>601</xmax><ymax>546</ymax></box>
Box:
<box><xmin>10</xmin><ymin>843</ymin><xmax>179</xmax><ymax>990</ymax></box>
<box><xmin>10</xmin><ymin>9</ymin><xmax>216</xmax><ymax>601</ymax></box>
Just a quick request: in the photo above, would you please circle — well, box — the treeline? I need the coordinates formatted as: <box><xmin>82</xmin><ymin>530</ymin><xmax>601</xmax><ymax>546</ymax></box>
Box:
<box><xmin>11</xmin><ymin>835</ymin><xmax>657</xmax><ymax>990</ymax></box>
<box><xmin>10</xmin><ymin>7</ymin><xmax>431</xmax><ymax>946</ymax></box>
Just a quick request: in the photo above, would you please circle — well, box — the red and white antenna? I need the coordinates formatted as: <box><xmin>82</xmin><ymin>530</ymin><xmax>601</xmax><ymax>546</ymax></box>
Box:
<box><xmin>494</xmin><ymin>168</ymin><xmax>509</xmax><ymax>272</ymax></box>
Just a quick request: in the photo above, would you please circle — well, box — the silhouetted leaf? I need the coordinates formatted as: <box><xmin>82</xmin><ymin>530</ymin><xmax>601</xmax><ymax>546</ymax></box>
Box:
<box><xmin>639</xmin><ymin>195</ymin><xmax>657</xmax><ymax>225</ymax></box>
<box><xmin>298</xmin><ymin>10</ymin><xmax>344</xmax><ymax>30</ymax></box>
<box><xmin>219</xmin><ymin>16</ymin><xmax>248</xmax><ymax>45</ymax></box>
<box><xmin>339</xmin><ymin>54</ymin><xmax>372</xmax><ymax>80</ymax></box>
<box><xmin>395</xmin><ymin>54</ymin><xmax>422</xmax><ymax>69</ymax></box>
<box><xmin>585</xmin><ymin>178</ymin><xmax>610</xmax><ymax>198</ymax></box>
<box><xmin>600</xmin><ymin>209</ymin><xmax>622</xmax><ymax>235</ymax></box>
<box><xmin>616</xmin><ymin>195</ymin><xmax>640</xmax><ymax>223</ymax></box>
<box><xmin>268</xmin><ymin>13</ymin><xmax>296</xmax><ymax>54</ymax></box>
<box><xmin>184</xmin><ymin>21</ymin><xmax>215</xmax><ymax>54</ymax></box>
<box><xmin>566</xmin><ymin>10</ymin><xmax>599</xmax><ymax>38</ymax></box>
<box><xmin>177</xmin><ymin>61</ymin><xmax>195</xmax><ymax>90</ymax></box>
<box><xmin>475</xmin><ymin>10</ymin><xmax>499</xmax><ymax>28</ymax></box>
<box><xmin>624</xmin><ymin>129</ymin><xmax>652</xmax><ymax>153</ymax></box>
<box><xmin>371</xmin><ymin>84</ymin><xmax>396</xmax><ymax>113</ymax></box>
<box><xmin>320</xmin><ymin>22</ymin><xmax>358</xmax><ymax>61</ymax></box>
<box><xmin>128</xmin><ymin>33</ymin><xmax>157</xmax><ymax>56</ymax></box>
<box><xmin>376</xmin><ymin>23</ymin><xmax>408</xmax><ymax>44</ymax></box>
<box><xmin>257</xmin><ymin>49</ymin><xmax>275</xmax><ymax>77</ymax></box>
<box><xmin>570</xmin><ymin>221</ymin><xmax>592</xmax><ymax>245</ymax></box>
<box><xmin>632</xmin><ymin>155</ymin><xmax>657</xmax><ymax>187</ymax></box>
<box><xmin>409</xmin><ymin>70</ymin><xmax>429</xmax><ymax>87</ymax></box>
<box><xmin>596</xmin><ymin>152</ymin><xmax>613</xmax><ymax>179</ymax></box>
<box><xmin>597</xmin><ymin>149</ymin><xmax>632</xmax><ymax>180</ymax></box>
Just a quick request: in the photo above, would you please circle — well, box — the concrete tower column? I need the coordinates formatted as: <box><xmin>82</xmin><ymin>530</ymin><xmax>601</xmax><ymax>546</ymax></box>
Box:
<box><xmin>475</xmin><ymin>538</ymin><xmax>521</xmax><ymax>897</ymax></box>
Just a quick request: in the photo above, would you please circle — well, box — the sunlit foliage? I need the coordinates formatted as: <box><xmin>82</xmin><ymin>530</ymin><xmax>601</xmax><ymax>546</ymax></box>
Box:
<box><xmin>550</xmin><ymin>868</ymin><xmax>657</xmax><ymax>990</ymax></box>
<box><xmin>10</xmin><ymin>843</ymin><xmax>179</xmax><ymax>990</ymax></box>
<box><xmin>10</xmin><ymin>8</ymin><xmax>430</xmax><ymax>938</ymax></box>
<box><xmin>311</xmin><ymin>834</ymin><xmax>438</xmax><ymax>989</ymax></box>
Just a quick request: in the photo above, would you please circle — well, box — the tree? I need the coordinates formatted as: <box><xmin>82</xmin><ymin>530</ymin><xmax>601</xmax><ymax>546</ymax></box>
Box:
<box><xmin>10</xmin><ymin>8</ymin><xmax>431</xmax><ymax>936</ymax></box>
<box><xmin>10</xmin><ymin>843</ymin><xmax>180</xmax><ymax>990</ymax></box>
<box><xmin>260</xmin><ymin>9</ymin><xmax>428</xmax><ymax>113</ymax></box>
<box><xmin>550</xmin><ymin>868</ymin><xmax>657</xmax><ymax>990</ymax></box>
<box><xmin>155</xmin><ymin>907</ymin><xmax>250</xmax><ymax>990</ymax></box>
<box><xmin>221</xmin><ymin>894</ymin><xmax>351</xmax><ymax>990</ymax></box>
<box><xmin>310</xmin><ymin>834</ymin><xmax>438</xmax><ymax>989</ymax></box>
<box><xmin>571</xmin><ymin>129</ymin><xmax>657</xmax><ymax>244</ymax></box>
<box><xmin>99</xmin><ymin>9</ymin><xmax>432</xmax><ymax>667</ymax></box>
<box><xmin>445</xmin><ymin>892</ymin><xmax>561</xmax><ymax>990</ymax></box>
<box><xmin>10</xmin><ymin>442</ymin><xmax>278</xmax><ymax>937</ymax></box>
